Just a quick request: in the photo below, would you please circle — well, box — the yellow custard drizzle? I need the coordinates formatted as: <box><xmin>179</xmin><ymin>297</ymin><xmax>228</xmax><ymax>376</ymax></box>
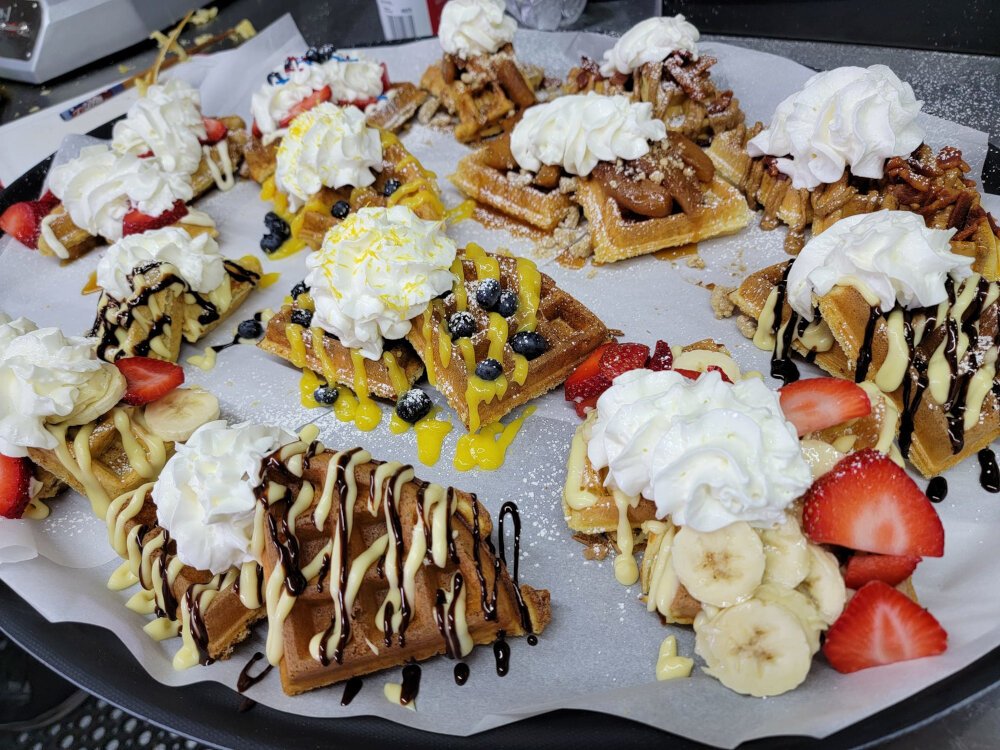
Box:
<box><xmin>389</xmin><ymin>408</ymin><xmax>454</xmax><ymax>466</ymax></box>
<box><xmin>454</xmin><ymin>406</ymin><xmax>534</xmax><ymax>472</ymax></box>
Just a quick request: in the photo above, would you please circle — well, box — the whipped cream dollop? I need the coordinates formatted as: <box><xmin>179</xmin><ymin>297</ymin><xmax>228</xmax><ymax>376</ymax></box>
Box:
<box><xmin>587</xmin><ymin>369</ymin><xmax>811</xmax><ymax>533</ymax></box>
<box><xmin>599</xmin><ymin>15</ymin><xmax>700</xmax><ymax>76</ymax></box>
<box><xmin>48</xmin><ymin>145</ymin><xmax>193</xmax><ymax>241</ymax></box>
<box><xmin>786</xmin><ymin>211</ymin><xmax>970</xmax><ymax>319</ymax></box>
<box><xmin>97</xmin><ymin>226</ymin><xmax>227</xmax><ymax>301</ymax></box>
<box><xmin>275</xmin><ymin>103</ymin><xmax>382</xmax><ymax>212</ymax></box>
<box><xmin>438</xmin><ymin>0</ymin><xmax>516</xmax><ymax>59</ymax></box>
<box><xmin>251</xmin><ymin>53</ymin><xmax>385</xmax><ymax>137</ymax></box>
<box><xmin>747</xmin><ymin>65</ymin><xmax>924</xmax><ymax>189</ymax></box>
<box><xmin>154</xmin><ymin>420</ymin><xmax>298</xmax><ymax>574</ymax></box>
<box><xmin>112</xmin><ymin>79</ymin><xmax>206</xmax><ymax>176</ymax></box>
<box><xmin>306</xmin><ymin>206</ymin><xmax>457</xmax><ymax>360</ymax></box>
<box><xmin>0</xmin><ymin>314</ymin><xmax>126</xmax><ymax>457</ymax></box>
<box><xmin>511</xmin><ymin>93</ymin><xmax>666</xmax><ymax>177</ymax></box>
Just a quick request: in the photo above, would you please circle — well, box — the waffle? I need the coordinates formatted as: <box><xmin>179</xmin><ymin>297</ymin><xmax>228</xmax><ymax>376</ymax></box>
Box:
<box><xmin>258</xmin><ymin>303</ymin><xmax>425</xmax><ymax>401</ymax></box>
<box><xmin>255</xmin><ymin>131</ymin><xmax>444</xmax><ymax>254</ymax></box>
<box><xmin>260</xmin><ymin>445</ymin><xmax>551</xmax><ymax>695</ymax></box>
<box><xmin>90</xmin><ymin>256</ymin><xmax>262</xmax><ymax>363</ymax></box>
<box><xmin>36</xmin><ymin>118</ymin><xmax>248</xmax><ymax>262</ymax></box>
<box><xmin>106</xmin><ymin>483</ymin><xmax>265</xmax><ymax>666</ymax></box>
<box><xmin>405</xmin><ymin>247</ymin><xmax>610</xmax><ymax>432</ymax></box>
<box><xmin>566</xmin><ymin>53</ymin><xmax>744</xmax><ymax>144</ymax></box>
<box><xmin>731</xmin><ymin>260</ymin><xmax>1000</xmax><ymax>477</ymax></box>
<box><xmin>708</xmin><ymin>125</ymin><xmax>1000</xmax><ymax>262</ymax></box>
<box><xmin>419</xmin><ymin>45</ymin><xmax>543</xmax><ymax>144</ymax></box>
<box><xmin>26</xmin><ymin>406</ymin><xmax>173</xmax><ymax>519</ymax></box>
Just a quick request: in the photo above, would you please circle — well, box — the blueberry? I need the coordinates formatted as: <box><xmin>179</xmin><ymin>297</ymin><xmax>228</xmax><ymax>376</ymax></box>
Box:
<box><xmin>260</xmin><ymin>232</ymin><xmax>282</xmax><ymax>253</ymax></box>
<box><xmin>448</xmin><ymin>311</ymin><xmax>476</xmax><ymax>339</ymax></box>
<box><xmin>264</xmin><ymin>211</ymin><xmax>290</xmax><ymax>238</ymax></box>
<box><xmin>290</xmin><ymin>308</ymin><xmax>313</xmax><ymax>327</ymax></box>
<box><xmin>237</xmin><ymin>319</ymin><xmax>264</xmax><ymax>340</ymax></box>
<box><xmin>318</xmin><ymin>43</ymin><xmax>337</xmax><ymax>61</ymax></box>
<box><xmin>396</xmin><ymin>389</ymin><xmax>433</xmax><ymax>424</ymax></box>
<box><xmin>290</xmin><ymin>281</ymin><xmax>309</xmax><ymax>299</ymax></box>
<box><xmin>475</xmin><ymin>358</ymin><xmax>503</xmax><ymax>381</ymax></box>
<box><xmin>495</xmin><ymin>290</ymin><xmax>518</xmax><ymax>317</ymax></box>
<box><xmin>304</xmin><ymin>47</ymin><xmax>321</xmax><ymax>63</ymax></box>
<box><xmin>510</xmin><ymin>331</ymin><xmax>547</xmax><ymax>360</ymax></box>
<box><xmin>382</xmin><ymin>178</ymin><xmax>402</xmax><ymax>197</ymax></box>
<box><xmin>314</xmin><ymin>385</ymin><xmax>339</xmax><ymax>405</ymax></box>
<box><xmin>266</xmin><ymin>72</ymin><xmax>287</xmax><ymax>86</ymax></box>
<box><xmin>331</xmin><ymin>200</ymin><xmax>350</xmax><ymax>219</ymax></box>
<box><xmin>475</xmin><ymin>278</ymin><xmax>501</xmax><ymax>310</ymax></box>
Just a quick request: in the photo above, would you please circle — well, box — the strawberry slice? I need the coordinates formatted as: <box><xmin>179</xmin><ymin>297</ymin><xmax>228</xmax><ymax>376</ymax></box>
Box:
<box><xmin>573</xmin><ymin>393</ymin><xmax>600</xmax><ymax>419</ymax></box>
<box><xmin>565</xmin><ymin>343</ymin><xmax>612</xmax><ymax>402</ymax></box>
<box><xmin>252</xmin><ymin>121</ymin><xmax>263</xmax><ymax>139</ymax></box>
<box><xmin>0</xmin><ymin>454</ymin><xmax>32</xmax><ymax>519</ymax></box>
<box><xmin>823</xmin><ymin>580</ymin><xmax>947</xmax><ymax>673</ymax></box>
<box><xmin>0</xmin><ymin>190</ymin><xmax>60</xmax><ymax>249</ymax></box>
<box><xmin>278</xmin><ymin>85</ymin><xmax>332</xmax><ymax>128</ymax></box>
<box><xmin>844</xmin><ymin>553</ymin><xmax>921</xmax><ymax>589</ymax></box>
<box><xmin>115</xmin><ymin>357</ymin><xmax>185</xmax><ymax>406</ymax></box>
<box><xmin>599</xmin><ymin>342</ymin><xmax>650</xmax><ymax>382</ymax></box>
<box><xmin>803</xmin><ymin>449</ymin><xmax>945</xmax><ymax>557</ymax></box>
<box><xmin>779</xmin><ymin>377</ymin><xmax>871</xmax><ymax>436</ymax></box>
<box><xmin>647</xmin><ymin>340</ymin><xmax>673</xmax><ymax>371</ymax></box>
<box><xmin>200</xmin><ymin>117</ymin><xmax>228</xmax><ymax>145</ymax></box>
<box><xmin>122</xmin><ymin>200</ymin><xmax>189</xmax><ymax>237</ymax></box>
<box><xmin>675</xmin><ymin>365</ymin><xmax>732</xmax><ymax>383</ymax></box>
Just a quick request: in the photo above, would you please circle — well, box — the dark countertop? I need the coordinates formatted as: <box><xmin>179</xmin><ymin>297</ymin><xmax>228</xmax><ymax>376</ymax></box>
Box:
<box><xmin>0</xmin><ymin>2</ymin><xmax>998</xmax><ymax>749</ymax></box>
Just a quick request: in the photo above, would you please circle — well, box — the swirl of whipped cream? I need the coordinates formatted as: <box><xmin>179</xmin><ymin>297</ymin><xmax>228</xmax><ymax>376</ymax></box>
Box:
<box><xmin>587</xmin><ymin>369</ymin><xmax>811</xmax><ymax>533</ymax></box>
<box><xmin>48</xmin><ymin>145</ymin><xmax>192</xmax><ymax>241</ymax></box>
<box><xmin>112</xmin><ymin>79</ymin><xmax>206</xmax><ymax>176</ymax></box>
<box><xmin>275</xmin><ymin>103</ymin><xmax>382</xmax><ymax>212</ymax></box>
<box><xmin>0</xmin><ymin>316</ymin><xmax>125</xmax><ymax>457</ymax></box>
<box><xmin>599</xmin><ymin>15</ymin><xmax>700</xmax><ymax>76</ymax></box>
<box><xmin>747</xmin><ymin>65</ymin><xmax>924</xmax><ymax>189</ymax></box>
<box><xmin>153</xmin><ymin>420</ymin><xmax>298</xmax><ymax>573</ymax></box>
<box><xmin>438</xmin><ymin>0</ymin><xmax>516</xmax><ymax>59</ymax></box>
<box><xmin>250</xmin><ymin>59</ymin><xmax>329</xmax><ymax>136</ymax></box>
<box><xmin>786</xmin><ymin>211</ymin><xmax>970</xmax><ymax>320</ymax></box>
<box><xmin>511</xmin><ymin>93</ymin><xmax>666</xmax><ymax>177</ymax></box>
<box><xmin>306</xmin><ymin>206</ymin><xmax>457</xmax><ymax>360</ymax></box>
<box><xmin>321</xmin><ymin>53</ymin><xmax>385</xmax><ymax>102</ymax></box>
<box><xmin>97</xmin><ymin>226</ymin><xmax>226</xmax><ymax>301</ymax></box>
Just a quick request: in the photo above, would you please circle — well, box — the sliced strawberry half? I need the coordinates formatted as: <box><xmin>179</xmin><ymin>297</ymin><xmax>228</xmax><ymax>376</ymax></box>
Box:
<box><xmin>802</xmin><ymin>449</ymin><xmax>944</xmax><ymax>557</ymax></box>
<box><xmin>844</xmin><ymin>553</ymin><xmax>921</xmax><ymax>589</ymax></box>
<box><xmin>598</xmin><ymin>342</ymin><xmax>650</xmax><ymax>382</ymax></box>
<box><xmin>278</xmin><ymin>85</ymin><xmax>332</xmax><ymax>128</ymax></box>
<box><xmin>0</xmin><ymin>454</ymin><xmax>32</xmax><ymax>519</ymax></box>
<box><xmin>779</xmin><ymin>377</ymin><xmax>871</xmax><ymax>436</ymax></box>
<box><xmin>115</xmin><ymin>357</ymin><xmax>185</xmax><ymax>406</ymax></box>
<box><xmin>565</xmin><ymin>343</ymin><xmax>613</xmax><ymax>403</ymax></box>
<box><xmin>823</xmin><ymin>580</ymin><xmax>947</xmax><ymax>674</ymax></box>
<box><xmin>647</xmin><ymin>340</ymin><xmax>673</xmax><ymax>372</ymax></box>
<box><xmin>675</xmin><ymin>365</ymin><xmax>732</xmax><ymax>383</ymax></box>
<box><xmin>122</xmin><ymin>199</ymin><xmax>189</xmax><ymax>237</ymax></box>
<box><xmin>0</xmin><ymin>190</ymin><xmax>60</xmax><ymax>249</ymax></box>
<box><xmin>200</xmin><ymin>116</ymin><xmax>229</xmax><ymax>145</ymax></box>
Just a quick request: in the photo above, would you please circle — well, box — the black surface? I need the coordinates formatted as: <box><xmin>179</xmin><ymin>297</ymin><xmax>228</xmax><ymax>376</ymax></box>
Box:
<box><xmin>664</xmin><ymin>0</ymin><xmax>1000</xmax><ymax>56</ymax></box>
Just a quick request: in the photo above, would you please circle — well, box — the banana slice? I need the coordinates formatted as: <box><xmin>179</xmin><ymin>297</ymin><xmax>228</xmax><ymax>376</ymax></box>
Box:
<box><xmin>641</xmin><ymin>521</ymin><xmax>686</xmax><ymax>621</ymax></box>
<box><xmin>144</xmin><ymin>388</ymin><xmax>220</xmax><ymax>443</ymax></box>
<box><xmin>800</xmin><ymin>544</ymin><xmax>847</xmax><ymax>625</ymax></box>
<box><xmin>753</xmin><ymin>582</ymin><xmax>826</xmax><ymax>654</ymax></box>
<box><xmin>759</xmin><ymin>517</ymin><xmax>810</xmax><ymax>589</ymax></box>
<box><xmin>694</xmin><ymin>598</ymin><xmax>814</xmax><ymax>697</ymax></box>
<box><xmin>671</xmin><ymin>523</ymin><xmax>765</xmax><ymax>608</ymax></box>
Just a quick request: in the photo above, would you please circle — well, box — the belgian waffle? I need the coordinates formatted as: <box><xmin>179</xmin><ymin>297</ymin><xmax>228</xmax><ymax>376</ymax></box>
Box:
<box><xmin>106</xmin><ymin>483</ymin><xmax>265</xmax><ymax>666</ymax></box>
<box><xmin>260</xmin><ymin>445</ymin><xmax>551</xmax><ymax>695</ymax></box>
<box><xmin>566</xmin><ymin>52</ymin><xmax>744</xmax><ymax>144</ymax></box>
<box><xmin>258</xmin><ymin>302</ymin><xmax>425</xmax><ymax>401</ymax></box>
<box><xmin>90</xmin><ymin>257</ymin><xmax>262</xmax><ymax>363</ymax></box>
<box><xmin>26</xmin><ymin>406</ymin><xmax>173</xmax><ymax>519</ymax></box>
<box><xmin>405</xmin><ymin>247</ymin><xmax>610</xmax><ymax>432</ymax></box>
<box><xmin>708</xmin><ymin>125</ymin><xmax>1000</xmax><ymax>262</ymax></box>
<box><xmin>419</xmin><ymin>45</ymin><xmax>543</xmax><ymax>144</ymax></box>
<box><xmin>36</xmin><ymin>117</ymin><xmax>248</xmax><ymax>262</ymax></box>
<box><xmin>255</xmin><ymin>131</ymin><xmax>444</xmax><ymax>254</ymax></box>
<box><xmin>730</xmin><ymin>260</ymin><xmax>1000</xmax><ymax>477</ymax></box>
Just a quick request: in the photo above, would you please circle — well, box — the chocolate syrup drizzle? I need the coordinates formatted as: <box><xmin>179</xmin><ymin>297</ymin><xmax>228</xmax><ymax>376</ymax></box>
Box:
<box><xmin>399</xmin><ymin>664</ymin><xmax>421</xmax><ymax>705</ymax></box>
<box><xmin>453</xmin><ymin>663</ymin><xmax>470</xmax><ymax>686</ymax></box>
<box><xmin>237</xmin><ymin>652</ymin><xmax>273</xmax><ymax>692</ymax></box>
<box><xmin>979</xmin><ymin>448</ymin><xmax>999</xmax><ymax>493</ymax></box>
<box><xmin>340</xmin><ymin>676</ymin><xmax>364</xmax><ymax>706</ymax></box>
<box><xmin>926</xmin><ymin>476</ymin><xmax>948</xmax><ymax>504</ymax></box>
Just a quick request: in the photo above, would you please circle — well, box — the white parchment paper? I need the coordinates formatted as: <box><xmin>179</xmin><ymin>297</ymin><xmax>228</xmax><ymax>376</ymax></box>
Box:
<box><xmin>1</xmin><ymin>19</ymin><xmax>998</xmax><ymax>747</ymax></box>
